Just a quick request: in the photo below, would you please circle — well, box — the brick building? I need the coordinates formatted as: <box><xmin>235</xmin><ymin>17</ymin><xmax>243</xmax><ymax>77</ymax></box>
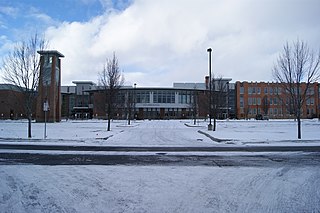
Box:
<box><xmin>0</xmin><ymin>84</ymin><xmax>35</xmax><ymax>119</ymax></box>
<box><xmin>235</xmin><ymin>81</ymin><xmax>320</xmax><ymax>119</ymax></box>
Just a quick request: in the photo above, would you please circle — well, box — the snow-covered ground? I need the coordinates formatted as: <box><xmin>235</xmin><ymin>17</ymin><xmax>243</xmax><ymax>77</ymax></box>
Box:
<box><xmin>1</xmin><ymin>119</ymin><xmax>320</xmax><ymax>212</ymax></box>
<box><xmin>1</xmin><ymin>165</ymin><xmax>319</xmax><ymax>212</ymax></box>
<box><xmin>0</xmin><ymin>118</ymin><xmax>319</xmax><ymax>146</ymax></box>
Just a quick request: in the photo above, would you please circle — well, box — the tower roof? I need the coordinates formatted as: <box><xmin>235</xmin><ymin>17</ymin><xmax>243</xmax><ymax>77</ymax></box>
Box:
<box><xmin>37</xmin><ymin>50</ymin><xmax>64</xmax><ymax>57</ymax></box>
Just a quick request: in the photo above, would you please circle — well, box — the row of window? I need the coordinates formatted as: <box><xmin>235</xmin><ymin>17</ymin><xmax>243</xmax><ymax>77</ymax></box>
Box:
<box><xmin>245</xmin><ymin>107</ymin><xmax>316</xmax><ymax>116</ymax></box>
<box><xmin>136</xmin><ymin>90</ymin><xmax>195</xmax><ymax>104</ymax></box>
<box><xmin>241</xmin><ymin>86</ymin><xmax>319</xmax><ymax>95</ymax></box>
<box><xmin>240</xmin><ymin>96</ymin><xmax>316</xmax><ymax>107</ymax></box>
<box><xmin>240</xmin><ymin>87</ymin><xmax>282</xmax><ymax>95</ymax></box>
<box><xmin>153</xmin><ymin>91</ymin><xmax>175</xmax><ymax>104</ymax></box>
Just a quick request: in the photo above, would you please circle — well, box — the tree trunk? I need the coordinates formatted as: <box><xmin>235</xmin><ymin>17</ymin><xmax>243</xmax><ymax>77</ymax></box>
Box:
<box><xmin>107</xmin><ymin>118</ymin><xmax>111</xmax><ymax>131</ymax></box>
<box><xmin>213</xmin><ymin>105</ymin><xmax>216</xmax><ymax>131</ymax></box>
<box><xmin>297</xmin><ymin>116</ymin><xmax>301</xmax><ymax>139</ymax></box>
<box><xmin>28</xmin><ymin>115</ymin><xmax>32</xmax><ymax>138</ymax></box>
<box><xmin>107</xmin><ymin>103</ymin><xmax>111</xmax><ymax>131</ymax></box>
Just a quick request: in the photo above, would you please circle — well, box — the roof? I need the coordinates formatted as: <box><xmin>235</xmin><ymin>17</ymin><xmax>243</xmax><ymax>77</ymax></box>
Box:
<box><xmin>72</xmin><ymin>81</ymin><xmax>96</xmax><ymax>85</ymax></box>
<box><xmin>0</xmin><ymin>84</ymin><xmax>23</xmax><ymax>92</ymax></box>
<box><xmin>37</xmin><ymin>50</ymin><xmax>64</xmax><ymax>57</ymax></box>
<box><xmin>89</xmin><ymin>86</ymin><xmax>208</xmax><ymax>92</ymax></box>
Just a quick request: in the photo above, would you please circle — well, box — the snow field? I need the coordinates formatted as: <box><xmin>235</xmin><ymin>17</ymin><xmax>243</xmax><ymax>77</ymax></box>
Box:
<box><xmin>0</xmin><ymin>165</ymin><xmax>319</xmax><ymax>212</ymax></box>
<box><xmin>1</xmin><ymin>119</ymin><xmax>319</xmax><ymax>146</ymax></box>
<box><xmin>1</xmin><ymin>119</ymin><xmax>320</xmax><ymax>212</ymax></box>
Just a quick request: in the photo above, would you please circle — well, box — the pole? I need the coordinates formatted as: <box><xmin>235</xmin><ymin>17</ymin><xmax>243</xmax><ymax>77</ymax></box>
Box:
<box><xmin>43</xmin><ymin>100</ymin><xmax>48</xmax><ymax>139</ymax></box>
<box><xmin>44</xmin><ymin>110</ymin><xmax>47</xmax><ymax>139</ymax></box>
<box><xmin>227</xmin><ymin>81</ymin><xmax>229</xmax><ymax>120</ymax></box>
<box><xmin>207</xmin><ymin>48</ymin><xmax>213</xmax><ymax>130</ymax></box>
<box><xmin>134</xmin><ymin>83</ymin><xmax>136</xmax><ymax>120</ymax></box>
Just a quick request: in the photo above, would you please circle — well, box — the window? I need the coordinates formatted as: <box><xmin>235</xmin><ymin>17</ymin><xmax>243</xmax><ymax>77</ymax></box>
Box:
<box><xmin>311</xmin><ymin>98</ymin><xmax>315</xmax><ymax>105</ymax></box>
<box><xmin>240</xmin><ymin>96</ymin><xmax>244</xmax><ymax>108</ymax></box>
<box><xmin>279</xmin><ymin>108</ymin><xmax>282</xmax><ymax>115</ymax></box>
<box><xmin>252</xmin><ymin>97</ymin><xmax>256</xmax><ymax>105</ymax></box>
<box><xmin>257</xmin><ymin>87</ymin><xmax>261</xmax><ymax>94</ymax></box>
<box><xmin>307</xmin><ymin>98</ymin><xmax>315</xmax><ymax>105</ymax></box>
<box><xmin>269</xmin><ymin>87</ymin><xmax>273</xmax><ymax>95</ymax></box>
<box><xmin>307</xmin><ymin>87</ymin><xmax>314</xmax><ymax>95</ymax></box>
<box><xmin>273</xmin><ymin>97</ymin><xmax>278</xmax><ymax>105</ymax></box>
<box><xmin>248</xmin><ymin>97</ymin><xmax>252</xmax><ymax>105</ymax></box>
<box><xmin>264</xmin><ymin>87</ymin><xmax>268</xmax><ymax>94</ymax></box>
<box><xmin>277</xmin><ymin>87</ymin><xmax>282</xmax><ymax>94</ymax></box>
<box><xmin>136</xmin><ymin>91</ymin><xmax>150</xmax><ymax>103</ymax></box>
<box><xmin>240</xmin><ymin>86</ymin><xmax>244</xmax><ymax>94</ymax></box>
<box><xmin>154</xmin><ymin>90</ymin><xmax>175</xmax><ymax>103</ymax></box>
<box><xmin>257</xmin><ymin>98</ymin><xmax>261</xmax><ymax>105</ymax></box>
<box><xmin>178</xmin><ymin>91</ymin><xmax>192</xmax><ymax>104</ymax></box>
<box><xmin>248</xmin><ymin>87</ymin><xmax>252</xmax><ymax>94</ymax></box>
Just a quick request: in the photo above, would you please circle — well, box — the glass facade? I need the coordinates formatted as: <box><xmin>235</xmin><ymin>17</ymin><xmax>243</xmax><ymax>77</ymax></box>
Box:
<box><xmin>136</xmin><ymin>90</ymin><xmax>150</xmax><ymax>103</ymax></box>
<box><xmin>178</xmin><ymin>91</ymin><xmax>192</xmax><ymax>104</ymax></box>
<box><xmin>153</xmin><ymin>90</ymin><xmax>175</xmax><ymax>103</ymax></box>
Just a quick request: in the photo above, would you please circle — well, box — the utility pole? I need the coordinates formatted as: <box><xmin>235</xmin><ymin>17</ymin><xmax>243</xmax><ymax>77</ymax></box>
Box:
<box><xmin>207</xmin><ymin>48</ymin><xmax>213</xmax><ymax>130</ymax></box>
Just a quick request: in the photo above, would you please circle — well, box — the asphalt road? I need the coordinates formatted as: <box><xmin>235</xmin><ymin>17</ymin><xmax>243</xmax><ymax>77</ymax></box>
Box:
<box><xmin>1</xmin><ymin>143</ymin><xmax>320</xmax><ymax>166</ymax></box>
<box><xmin>1</xmin><ymin>143</ymin><xmax>320</xmax><ymax>152</ymax></box>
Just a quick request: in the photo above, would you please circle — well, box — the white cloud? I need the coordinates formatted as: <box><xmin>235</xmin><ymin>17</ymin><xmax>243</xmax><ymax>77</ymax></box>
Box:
<box><xmin>0</xmin><ymin>6</ymin><xmax>19</xmax><ymax>17</ymax></box>
<box><xmin>45</xmin><ymin>0</ymin><xmax>320</xmax><ymax>86</ymax></box>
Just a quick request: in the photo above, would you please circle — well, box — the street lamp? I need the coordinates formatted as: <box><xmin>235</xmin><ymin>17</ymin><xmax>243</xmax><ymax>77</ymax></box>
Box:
<box><xmin>207</xmin><ymin>48</ymin><xmax>213</xmax><ymax>130</ymax></box>
<box><xmin>226</xmin><ymin>81</ymin><xmax>229</xmax><ymax>120</ymax></box>
<box><xmin>134</xmin><ymin>83</ymin><xmax>137</xmax><ymax>120</ymax></box>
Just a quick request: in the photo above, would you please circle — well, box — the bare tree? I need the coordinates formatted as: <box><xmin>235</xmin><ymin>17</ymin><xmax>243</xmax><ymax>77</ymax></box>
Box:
<box><xmin>125</xmin><ymin>89</ymin><xmax>134</xmax><ymax>125</ymax></box>
<box><xmin>273</xmin><ymin>39</ymin><xmax>320</xmax><ymax>139</ymax></box>
<box><xmin>191</xmin><ymin>85</ymin><xmax>198</xmax><ymax>125</ymax></box>
<box><xmin>214</xmin><ymin>76</ymin><xmax>228</xmax><ymax>119</ymax></box>
<box><xmin>1</xmin><ymin>33</ymin><xmax>47</xmax><ymax>138</ymax></box>
<box><xmin>98</xmin><ymin>53</ymin><xmax>124</xmax><ymax>131</ymax></box>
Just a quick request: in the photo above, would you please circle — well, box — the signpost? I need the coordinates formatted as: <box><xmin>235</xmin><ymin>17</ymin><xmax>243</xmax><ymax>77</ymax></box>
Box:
<box><xmin>43</xmin><ymin>100</ymin><xmax>49</xmax><ymax>139</ymax></box>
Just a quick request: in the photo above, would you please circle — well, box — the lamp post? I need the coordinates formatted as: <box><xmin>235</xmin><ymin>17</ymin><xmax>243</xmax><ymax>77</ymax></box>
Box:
<box><xmin>226</xmin><ymin>81</ymin><xmax>229</xmax><ymax>120</ymax></box>
<box><xmin>134</xmin><ymin>83</ymin><xmax>136</xmax><ymax>120</ymax></box>
<box><xmin>207</xmin><ymin>48</ymin><xmax>213</xmax><ymax>130</ymax></box>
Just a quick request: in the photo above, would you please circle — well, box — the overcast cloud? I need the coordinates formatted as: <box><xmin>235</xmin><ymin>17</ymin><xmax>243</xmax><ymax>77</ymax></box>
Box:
<box><xmin>2</xmin><ymin>0</ymin><xmax>320</xmax><ymax>86</ymax></box>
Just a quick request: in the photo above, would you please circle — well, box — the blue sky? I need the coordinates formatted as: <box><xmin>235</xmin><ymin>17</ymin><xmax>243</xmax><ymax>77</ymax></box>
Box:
<box><xmin>1</xmin><ymin>0</ymin><xmax>320</xmax><ymax>86</ymax></box>
<box><xmin>0</xmin><ymin>0</ymin><xmax>131</xmax><ymax>40</ymax></box>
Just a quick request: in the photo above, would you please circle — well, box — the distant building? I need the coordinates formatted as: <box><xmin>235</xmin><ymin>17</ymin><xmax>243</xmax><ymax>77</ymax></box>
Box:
<box><xmin>61</xmin><ymin>81</ymin><xmax>95</xmax><ymax>119</ymax></box>
<box><xmin>1</xmin><ymin>76</ymin><xmax>236</xmax><ymax>121</ymax></box>
<box><xmin>0</xmin><ymin>84</ymin><xmax>33</xmax><ymax>119</ymax></box>
<box><xmin>89</xmin><ymin>77</ymin><xmax>233</xmax><ymax>120</ymax></box>
<box><xmin>235</xmin><ymin>81</ymin><xmax>320</xmax><ymax>119</ymax></box>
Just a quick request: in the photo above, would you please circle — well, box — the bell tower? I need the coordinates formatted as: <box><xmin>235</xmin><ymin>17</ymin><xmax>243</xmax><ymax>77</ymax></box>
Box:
<box><xmin>36</xmin><ymin>50</ymin><xmax>64</xmax><ymax>122</ymax></box>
